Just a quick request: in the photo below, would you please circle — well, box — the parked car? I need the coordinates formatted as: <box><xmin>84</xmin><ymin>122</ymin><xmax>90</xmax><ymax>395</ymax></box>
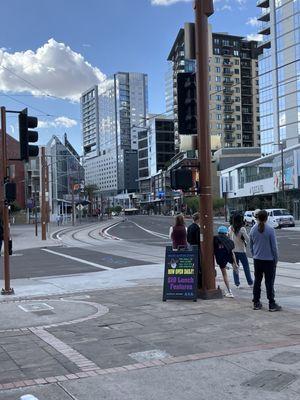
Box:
<box><xmin>266</xmin><ymin>209</ymin><xmax>295</xmax><ymax>228</ymax></box>
<box><xmin>244</xmin><ymin>210</ymin><xmax>256</xmax><ymax>226</ymax></box>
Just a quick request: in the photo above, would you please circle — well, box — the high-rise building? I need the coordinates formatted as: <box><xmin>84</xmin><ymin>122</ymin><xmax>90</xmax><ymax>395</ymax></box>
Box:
<box><xmin>83</xmin><ymin>72</ymin><xmax>148</xmax><ymax>196</ymax></box>
<box><xmin>81</xmin><ymin>86</ymin><xmax>100</xmax><ymax>158</ymax></box>
<box><xmin>168</xmin><ymin>25</ymin><xmax>260</xmax><ymax>151</ymax></box>
<box><xmin>46</xmin><ymin>134</ymin><xmax>84</xmax><ymax>217</ymax></box>
<box><xmin>257</xmin><ymin>0</ymin><xmax>300</xmax><ymax>155</ymax></box>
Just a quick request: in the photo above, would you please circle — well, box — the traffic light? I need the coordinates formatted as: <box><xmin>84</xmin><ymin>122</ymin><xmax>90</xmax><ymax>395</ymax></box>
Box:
<box><xmin>19</xmin><ymin>108</ymin><xmax>39</xmax><ymax>161</ymax></box>
<box><xmin>4</xmin><ymin>182</ymin><xmax>16</xmax><ymax>203</ymax></box>
<box><xmin>177</xmin><ymin>72</ymin><xmax>197</xmax><ymax>135</ymax></box>
<box><xmin>171</xmin><ymin>169</ymin><xmax>193</xmax><ymax>192</ymax></box>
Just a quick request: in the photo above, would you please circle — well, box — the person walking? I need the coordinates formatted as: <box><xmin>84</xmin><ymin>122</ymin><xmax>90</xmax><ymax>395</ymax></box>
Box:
<box><xmin>228</xmin><ymin>213</ymin><xmax>253</xmax><ymax>288</ymax></box>
<box><xmin>187</xmin><ymin>212</ymin><xmax>202</xmax><ymax>288</ymax></box>
<box><xmin>169</xmin><ymin>214</ymin><xmax>187</xmax><ymax>250</ymax></box>
<box><xmin>213</xmin><ymin>226</ymin><xmax>237</xmax><ymax>298</ymax></box>
<box><xmin>250</xmin><ymin>209</ymin><xmax>281</xmax><ymax>312</ymax></box>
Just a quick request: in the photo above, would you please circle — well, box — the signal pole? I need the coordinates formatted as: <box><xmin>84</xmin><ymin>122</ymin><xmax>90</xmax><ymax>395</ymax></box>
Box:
<box><xmin>41</xmin><ymin>147</ymin><xmax>47</xmax><ymax>240</ymax></box>
<box><xmin>1</xmin><ymin>107</ymin><xmax>14</xmax><ymax>295</ymax></box>
<box><xmin>194</xmin><ymin>0</ymin><xmax>222</xmax><ymax>298</ymax></box>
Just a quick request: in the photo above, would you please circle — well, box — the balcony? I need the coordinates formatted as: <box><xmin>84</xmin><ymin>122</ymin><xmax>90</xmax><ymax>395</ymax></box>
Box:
<box><xmin>223</xmin><ymin>98</ymin><xmax>234</xmax><ymax>104</ymax></box>
<box><xmin>223</xmin><ymin>69</ymin><xmax>234</xmax><ymax>76</ymax></box>
<box><xmin>224</xmin><ymin>126</ymin><xmax>234</xmax><ymax>133</ymax></box>
<box><xmin>257</xmin><ymin>8</ymin><xmax>270</xmax><ymax>22</ymax></box>
<box><xmin>223</xmin><ymin>89</ymin><xmax>234</xmax><ymax>95</ymax></box>
<box><xmin>224</xmin><ymin>116</ymin><xmax>235</xmax><ymax>123</ymax></box>
<box><xmin>225</xmin><ymin>134</ymin><xmax>234</xmax><ymax>142</ymax></box>
<box><xmin>256</xmin><ymin>0</ymin><xmax>269</xmax><ymax>8</ymax></box>
<box><xmin>242</xmin><ymin>80</ymin><xmax>252</xmax><ymax>87</ymax></box>
<box><xmin>223</xmin><ymin>79</ymin><xmax>234</xmax><ymax>86</ymax></box>
<box><xmin>224</xmin><ymin>107</ymin><xmax>234</xmax><ymax>113</ymax></box>
<box><xmin>257</xmin><ymin>37</ymin><xmax>271</xmax><ymax>53</ymax></box>
<box><xmin>258</xmin><ymin>21</ymin><xmax>270</xmax><ymax>36</ymax></box>
<box><xmin>223</xmin><ymin>61</ymin><xmax>233</xmax><ymax>67</ymax></box>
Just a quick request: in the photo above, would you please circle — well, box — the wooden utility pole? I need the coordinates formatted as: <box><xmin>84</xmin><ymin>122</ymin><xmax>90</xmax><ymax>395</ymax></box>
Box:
<box><xmin>1</xmin><ymin>107</ymin><xmax>14</xmax><ymax>294</ymax></box>
<box><xmin>194</xmin><ymin>0</ymin><xmax>222</xmax><ymax>298</ymax></box>
<box><xmin>41</xmin><ymin>147</ymin><xmax>47</xmax><ymax>240</ymax></box>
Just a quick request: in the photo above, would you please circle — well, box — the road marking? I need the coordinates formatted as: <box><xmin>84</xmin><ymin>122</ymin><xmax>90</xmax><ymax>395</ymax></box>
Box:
<box><xmin>41</xmin><ymin>248</ymin><xmax>113</xmax><ymax>270</ymax></box>
<box><xmin>130</xmin><ymin>221</ymin><xmax>169</xmax><ymax>239</ymax></box>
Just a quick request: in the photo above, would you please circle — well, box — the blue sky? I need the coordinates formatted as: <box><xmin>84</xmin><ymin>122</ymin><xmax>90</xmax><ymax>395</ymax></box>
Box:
<box><xmin>0</xmin><ymin>0</ymin><xmax>258</xmax><ymax>153</ymax></box>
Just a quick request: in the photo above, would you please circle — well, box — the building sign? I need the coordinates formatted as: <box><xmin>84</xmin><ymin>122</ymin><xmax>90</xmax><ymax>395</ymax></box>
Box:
<box><xmin>273</xmin><ymin>150</ymin><xmax>297</xmax><ymax>191</ymax></box>
<box><xmin>163</xmin><ymin>246</ymin><xmax>198</xmax><ymax>302</ymax></box>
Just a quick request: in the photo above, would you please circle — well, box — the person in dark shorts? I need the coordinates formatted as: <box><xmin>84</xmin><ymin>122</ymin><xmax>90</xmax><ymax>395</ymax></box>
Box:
<box><xmin>213</xmin><ymin>226</ymin><xmax>237</xmax><ymax>298</ymax></box>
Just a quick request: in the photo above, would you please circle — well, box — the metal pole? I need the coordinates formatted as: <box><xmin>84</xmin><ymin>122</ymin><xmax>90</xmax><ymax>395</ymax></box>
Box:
<box><xmin>34</xmin><ymin>185</ymin><xmax>38</xmax><ymax>237</ymax></box>
<box><xmin>1</xmin><ymin>107</ymin><xmax>14</xmax><ymax>295</ymax></box>
<box><xmin>280</xmin><ymin>143</ymin><xmax>285</xmax><ymax>207</ymax></box>
<box><xmin>71</xmin><ymin>183</ymin><xmax>75</xmax><ymax>226</ymax></box>
<box><xmin>194</xmin><ymin>0</ymin><xmax>222</xmax><ymax>298</ymax></box>
<box><xmin>41</xmin><ymin>147</ymin><xmax>47</xmax><ymax>240</ymax></box>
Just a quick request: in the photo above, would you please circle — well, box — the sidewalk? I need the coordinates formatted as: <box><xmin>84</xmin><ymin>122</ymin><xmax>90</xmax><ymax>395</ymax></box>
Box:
<box><xmin>0</xmin><ymin>260</ymin><xmax>299</xmax><ymax>398</ymax></box>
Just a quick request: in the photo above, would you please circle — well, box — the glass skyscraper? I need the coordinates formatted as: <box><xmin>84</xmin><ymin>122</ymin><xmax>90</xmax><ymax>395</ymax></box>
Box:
<box><xmin>257</xmin><ymin>0</ymin><xmax>300</xmax><ymax>155</ymax></box>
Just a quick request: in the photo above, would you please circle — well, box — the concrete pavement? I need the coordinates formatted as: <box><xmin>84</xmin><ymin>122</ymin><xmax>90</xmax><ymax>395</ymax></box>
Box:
<box><xmin>0</xmin><ymin>221</ymin><xmax>299</xmax><ymax>399</ymax></box>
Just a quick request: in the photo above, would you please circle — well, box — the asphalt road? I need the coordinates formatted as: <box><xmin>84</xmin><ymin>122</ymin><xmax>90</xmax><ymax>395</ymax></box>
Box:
<box><xmin>109</xmin><ymin>215</ymin><xmax>300</xmax><ymax>264</ymax></box>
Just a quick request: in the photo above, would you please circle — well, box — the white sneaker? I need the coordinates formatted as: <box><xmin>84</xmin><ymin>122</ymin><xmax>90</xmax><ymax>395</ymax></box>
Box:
<box><xmin>225</xmin><ymin>291</ymin><xmax>234</xmax><ymax>298</ymax></box>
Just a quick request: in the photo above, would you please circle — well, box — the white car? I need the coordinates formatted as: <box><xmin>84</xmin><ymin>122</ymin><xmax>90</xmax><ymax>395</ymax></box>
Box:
<box><xmin>266</xmin><ymin>209</ymin><xmax>295</xmax><ymax>229</ymax></box>
<box><xmin>244</xmin><ymin>211</ymin><xmax>256</xmax><ymax>226</ymax></box>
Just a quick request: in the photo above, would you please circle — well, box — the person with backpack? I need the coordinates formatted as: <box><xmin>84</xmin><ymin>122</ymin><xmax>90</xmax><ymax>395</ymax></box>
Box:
<box><xmin>213</xmin><ymin>226</ymin><xmax>237</xmax><ymax>298</ymax></box>
<box><xmin>228</xmin><ymin>213</ymin><xmax>253</xmax><ymax>288</ymax></box>
<box><xmin>250</xmin><ymin>209</ymin><xmax>281</xmax><ymax>312</ymax></box>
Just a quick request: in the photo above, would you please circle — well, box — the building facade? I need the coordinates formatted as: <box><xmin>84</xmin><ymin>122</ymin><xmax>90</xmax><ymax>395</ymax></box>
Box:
<box><xmin>46</xmin><ymin>134</ymin><xmax>84</xmax><ymax>218</ymax></box>
<box><xmin>220</xmin><ymin>144</ymin><xmax>300</xmax><ymax>219</ymax></box>
<box><xmin>81</xmin><ymin>86</ymin><xmax>100</xmax><ymax>158</ymax></box>
<box><xmin>83</xmin><ymin>72</ymin><xmax>148</xmax><ymax>196</ymax></box>
<box><xmin>167</xmin><ymin>24</ymin><xmax>260</xmax><ymax>152</ymax></box>
<box><xmin>257</xmin><ymin>0</ymin><xmax>300</xmax><ymax>155</ymax></box>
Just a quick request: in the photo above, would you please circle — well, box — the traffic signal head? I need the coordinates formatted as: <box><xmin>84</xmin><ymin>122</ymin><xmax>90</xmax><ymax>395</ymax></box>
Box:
<box><xmin>171</xmin><ymin>169</ymin><xmax>193</xmax><ymax>192</ymax></box>
<box><xmin>19</xmin><ymin>108</ymin><xmax>39</xmax><ymax>161</ymax></box>
<box><xmin>177</xmin><ymin>72</ymin><xmax>197</xmax><ymax>136</ymax></box>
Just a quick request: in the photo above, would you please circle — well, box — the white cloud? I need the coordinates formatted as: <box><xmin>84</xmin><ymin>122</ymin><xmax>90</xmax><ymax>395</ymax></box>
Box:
<box><xmin>38</xmin><ymin>116</ymin><xmax>78</xmax><ymax>129</ymax></box>
<box><xmin>0</xmin><ymin>39</ymin><xmax>105</xmax><ymax>101</ymax></box>
<box><xmin>247</xmin><ymin>33</ymin><xmax>263</xmax><ymax>42</ymax></box>
<box><xmin>151</xmin><ymin>0</ymin><xmax>192</xmax><ymax>5</ymax></box>
<box><xmin>221</xmin><ymin>4</ymin><xmax>232</xmax><ymax>11</ymax></box>
<box><xmin>246</xmin><ymin>17</ymin><xmax>259</xmax><ymax>27</ymax></box>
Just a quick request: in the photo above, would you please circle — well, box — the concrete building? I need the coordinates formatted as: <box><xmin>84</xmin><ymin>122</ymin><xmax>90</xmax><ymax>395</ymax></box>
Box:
<box><xmin>257</xmin><ymin>0</ymin><xmax>300</xmax><ymax>155</ymax></box>
<box><xmin>137</xmin><ymin>117</ymin><xmax>175</xmax><ymax>207</ymax></box>
<box><xmin>220</xmin><ymin>144</ymin><xmax>300</xmax><ymax>219</ymax></box>
<box><xmin>167</xmin><ymin>24</ymin><xmax>260</xmax><ymax>152</ymax></box>
<box><xmin>81</xmin><ymin>86</ymin><xmax>100</xmax><ymax>159</ymax></box>
<box><xmin>46</xmin><ymin>134</ymin><xmax>84</xmax><ymax>218</ymax></box>
<box><xmin>83</xmin><ymin>72</ymin><xmax>148</xmax><ymax>196</ymax></box>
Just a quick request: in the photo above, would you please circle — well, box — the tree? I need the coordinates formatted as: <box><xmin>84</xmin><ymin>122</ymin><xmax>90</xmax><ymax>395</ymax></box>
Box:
<box><xmin>84</xmin><ymin>184</ymin><xmax>98</xmax><ymax>216</ymax></box>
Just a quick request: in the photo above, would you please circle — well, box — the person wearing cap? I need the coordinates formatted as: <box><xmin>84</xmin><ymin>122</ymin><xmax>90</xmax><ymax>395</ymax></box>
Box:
<box><xmin>213</xmin><ymin>226</ymin><xmax>237</xmax><ymax>298</ymax></box>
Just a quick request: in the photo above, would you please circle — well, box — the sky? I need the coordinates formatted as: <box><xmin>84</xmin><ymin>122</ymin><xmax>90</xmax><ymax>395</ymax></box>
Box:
<box><xmin>0</xmin><ymin>0</ymin><xmax>259</xmax><ymax>154</ymax></box>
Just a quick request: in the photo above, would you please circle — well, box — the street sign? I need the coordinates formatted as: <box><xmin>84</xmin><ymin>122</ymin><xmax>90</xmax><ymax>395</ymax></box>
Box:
<box><xmin>163</xmin><ymin>246</ymin><xmax>199</xmax><ymax>301</ymax></box>
<box><xmin>76</xmin><ymin>204</ymin><xmax>84</xmax><ymax>211</ymax></box>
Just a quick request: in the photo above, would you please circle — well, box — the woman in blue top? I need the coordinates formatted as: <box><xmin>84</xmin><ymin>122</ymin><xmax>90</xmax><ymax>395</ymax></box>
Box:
<box><xmin>250</xmin><ymin>210</ymin><xmax>281</xmax><ymax>312</ymax></box>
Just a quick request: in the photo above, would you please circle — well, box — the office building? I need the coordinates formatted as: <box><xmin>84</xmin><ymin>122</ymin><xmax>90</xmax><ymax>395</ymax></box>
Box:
<box><xmin>46</xmin><ymin>134</ymin><xmax>84</xmax><ymax>217</ymax></box>
<box><xmin>81</xmin><ymin>86</ymin><xmax>100</xmax><ymax>158</ymax></box>
<box><xmin>257</xmin><ymin>0</ymin><xmax>300</xmax><ymax>155</ymax></box>
<box><xmin>167</xmin><ymin>25</ymin><xmax>260</xmax><ymax>151</ymax></box>
<box><xmin>83</xmin><ymin>72</ymin><xmax>148</xmax><ymax>195</ymax></box>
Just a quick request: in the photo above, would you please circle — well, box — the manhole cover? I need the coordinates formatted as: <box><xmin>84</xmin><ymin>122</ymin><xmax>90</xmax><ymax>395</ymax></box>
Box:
<box><xmin>129</xmin><ymin>349</ymin><xmax>170</xmax><ymax>362</ymax></box>
<box><xmin>18</xmin><ymin>303</ymin><xmax>54</xmax><ymax>313</ymax></box>
<box><xmin>269</xmin><ymin>351</ymin><xmax>300</xmax><ymax>365</ymax></box>
<box><xmin>242</xmin><ymin>370</ymin><xmax>297</xmax><ymax>392</ymax></box>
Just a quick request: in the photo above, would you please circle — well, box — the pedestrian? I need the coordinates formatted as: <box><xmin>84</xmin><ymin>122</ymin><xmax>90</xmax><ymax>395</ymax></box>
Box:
<box><xmin>250</xmin><ymin>209</ymin><xmax>281</xmax><ymax>312</ymax></box>
<box><xmin>56</xmin><ymin>215</ymin><xmax>60</xmax><ymax>226</ymax></box>
<box><xmin>187</xmin><ymin>212</ymin><xmax>202</xmax><ymax>287</ymax></box>
<box><xmin>0</xmin><ymin>219</ymin><xmax>3</xmax><ymax>256</ymax></box>
<box><xmin>213</xmin><ymin>226</ymin><xmax>237</xmax><ymax>298</ymax></box>
<box><xmin>60</xmin><ymin>214</ymin><xmax>63</xmax><ymax>225</ymax></box>
<box><xmin>228</xmin><ymin>213</ymin><xmax>253</xmax><ymax>288</ymax></box>
<box><xmin>169</xmin><ymin>214</ymin><xmax>188</xmax><ymax>250</ymax></box>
